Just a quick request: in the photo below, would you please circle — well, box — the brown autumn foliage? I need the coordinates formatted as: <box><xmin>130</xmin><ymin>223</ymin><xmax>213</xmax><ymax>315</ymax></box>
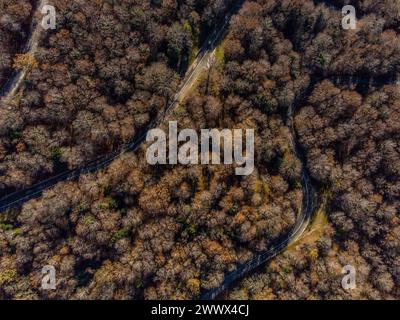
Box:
<box><xmin>0</xmin><ymin>75</ymin><xmax>303</xmax><ymax>298</ymax></box>
<box><xmin>0</xmin><ymin>0</ymin><xmax>399</xmax><ymax>300</ymax></box>
<box><xmin>0</xmin><ymin>0</ymin><xmax>235</xmax><ymax>196</ymax></box>
<box><xmin>228</xmin><ymin>0</ymin><xmax>399</xmax><ymax>299</ymax></box>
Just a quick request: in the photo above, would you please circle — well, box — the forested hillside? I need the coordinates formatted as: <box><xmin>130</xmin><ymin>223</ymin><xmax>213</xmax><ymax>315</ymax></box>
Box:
<box><xmin>226</xmin><ymin>0</ymin><xmax>400</xmax><ymax>300</ymax></box>
<box><xmin>0</xmin><ymin>74</ymin><xmax>303</xmax><ymax>299</ymax></box>
<box><xmin>0</xmin><ymin>0</ymin><xmax>34</xmax><ymax>89</ymax></box>
<box><xmin>0</xmin><ymin>0</ymin><xmax>399</xmax><ymax>300</ymax></box>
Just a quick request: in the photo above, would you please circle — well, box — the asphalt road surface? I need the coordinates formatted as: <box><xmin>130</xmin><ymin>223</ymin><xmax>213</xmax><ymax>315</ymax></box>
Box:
<box><xmin>0</xmin><ymin>0</ymin><xmax>46</xmax><ymax>101</ymax></box>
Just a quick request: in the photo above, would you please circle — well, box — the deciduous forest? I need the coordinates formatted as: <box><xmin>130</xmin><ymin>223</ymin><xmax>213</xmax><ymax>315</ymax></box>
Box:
<box><xmin>0</xmin><ymin>0</ymin><xmax>34</xmax><ymax>89</ymax></box>
<box><xmin>0</xmin><ymin>0</ymin><xmax>399</xmax><ymax>300</ymax></box>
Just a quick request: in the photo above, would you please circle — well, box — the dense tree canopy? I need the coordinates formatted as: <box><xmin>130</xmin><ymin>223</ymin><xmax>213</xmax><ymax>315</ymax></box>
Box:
<box><xmin>0</xmin><ymin>0</ymin><xmax>34</xmax><ymax>88</ymax></box>
<box><xmin>0</xmin><ymin>0</ymin><xmax>399</xmax><ymax>300</ymax></box>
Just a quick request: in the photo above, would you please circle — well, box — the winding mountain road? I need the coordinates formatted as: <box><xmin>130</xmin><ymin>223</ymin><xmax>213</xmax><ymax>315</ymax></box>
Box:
<box><xmin>200</xmin><ymin>71</ymin><xmax>399</xmax><ymax>299</ymax></box>
<box><xmin>0</xmin><ymin>1</ymin><xmax>316</xmax><ymax>300</ymax></box>
<box><xmin>200</xmin><ymin>78</ymin><xmax>317</xmax><ymax>300</ymax></box>
<box><xmin>0</xmin><ymin>0</ymin><xmax>47</xmax><ymax>102</ymax></box>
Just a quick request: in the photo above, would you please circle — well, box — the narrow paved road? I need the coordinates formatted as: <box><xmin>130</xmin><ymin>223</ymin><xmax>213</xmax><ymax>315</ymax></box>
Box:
<box><xmin>200</xmin><ymin>78</ymin><xmax>317</xmax><ymax>300</ymax></box>
<box><xmin>0</xmin><ymin>0</ymin><xmax>397</xmax><ymax>301</ymax></box>
<box><xmin>0</xmin><ymin>1</ymin><xmax>316</xmax><ymax>300</ymax></box>
<box><xmin>0</xmin><ymin>1</ymin><xmax>244</xmax><ymax>212</ymax></box>
<box><xmin>200</xmin><ymin>71</ymin><xmax>399</xmax><ymax>299</ymax></box>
